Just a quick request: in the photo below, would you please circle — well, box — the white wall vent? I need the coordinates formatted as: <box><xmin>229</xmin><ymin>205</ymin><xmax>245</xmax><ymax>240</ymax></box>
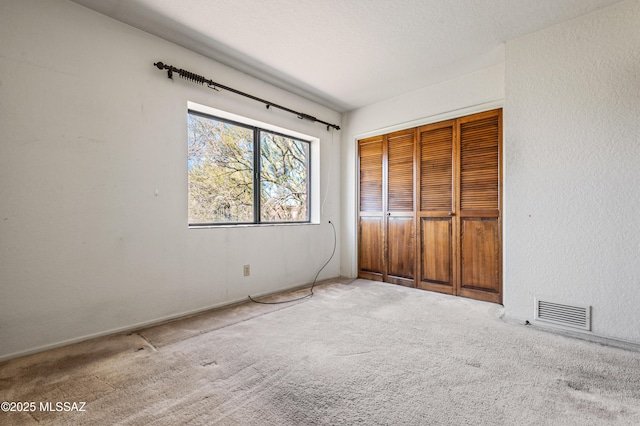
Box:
<box><xmin>534</xmin><ymin>298</ymin><xmax>591</xmax><ymax>331</ymax></box>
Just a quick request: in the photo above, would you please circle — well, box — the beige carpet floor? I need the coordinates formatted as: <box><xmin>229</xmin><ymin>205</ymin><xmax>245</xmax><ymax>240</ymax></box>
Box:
<box><xmin>1</xmin><ymin>278</ymin><xmax>640</xmax><ymax>425</ymax></box>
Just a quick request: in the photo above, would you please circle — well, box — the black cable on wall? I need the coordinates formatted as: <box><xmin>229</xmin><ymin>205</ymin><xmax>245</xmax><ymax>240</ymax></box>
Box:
<box><xmin>248</xmin><ymin>221</ymin><xmax>337</xmax><ymax>305</ymax></box>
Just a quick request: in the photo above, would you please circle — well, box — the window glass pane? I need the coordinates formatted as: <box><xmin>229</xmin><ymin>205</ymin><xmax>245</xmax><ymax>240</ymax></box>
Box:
<box><xmin>260</xmin><ymin>131</ymin><xmax>309</xmax><ymax>222</ymax></box>
<box><xmin>188</xmin><ymin>113</ymin><xmax>254</xmax><ymax>223</ymax></box>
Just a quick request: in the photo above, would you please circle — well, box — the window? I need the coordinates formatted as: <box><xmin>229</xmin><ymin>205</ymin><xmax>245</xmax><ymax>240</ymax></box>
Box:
<box><xmin>187</xmin><ymin>110</ymin><xmax>310</xmax><ymax>225</ymax></box>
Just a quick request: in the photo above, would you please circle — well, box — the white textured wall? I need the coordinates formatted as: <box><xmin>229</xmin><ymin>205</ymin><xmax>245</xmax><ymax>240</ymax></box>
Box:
<box><xmin>504</xmin><ymin>0</ymin><xmax>640</xmax><ymax>343</ymax></box>
<box><xmin>340</xmin><ymin>64</ymin><xmax>505</xmax><ymax>278</ymax></box>
<box><xmin>0</xmin><ymin>0</ymin><xmax>341</xmax><ymax>360</ymax></box>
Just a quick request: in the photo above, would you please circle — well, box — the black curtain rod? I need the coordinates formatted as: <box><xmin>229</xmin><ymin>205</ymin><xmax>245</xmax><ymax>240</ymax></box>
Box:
<box><xmin>153</xmin><ymin>62</ymin><xmax>340</xmax><ymax>131</ymax></box>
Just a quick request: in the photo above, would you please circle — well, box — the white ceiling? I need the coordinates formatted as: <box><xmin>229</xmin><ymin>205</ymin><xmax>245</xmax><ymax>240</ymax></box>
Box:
<box><xmin>70</xmin><ymin>0</ymin><xmax>621</xmax><ymax>112</ymax></box>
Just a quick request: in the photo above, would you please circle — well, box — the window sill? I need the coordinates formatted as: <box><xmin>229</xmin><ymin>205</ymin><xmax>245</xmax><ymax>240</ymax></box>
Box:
<box><xmin>188</xmin><ymin>222</ymin><xmax>318</xmax><ymax>229</ymax></box>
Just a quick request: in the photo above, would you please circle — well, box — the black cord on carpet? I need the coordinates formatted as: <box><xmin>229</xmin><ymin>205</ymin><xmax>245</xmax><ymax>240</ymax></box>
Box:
<box><xmin>248</xmin><ymin>221</ymin><xmax>337</xmax><ymax>305</ymax></box>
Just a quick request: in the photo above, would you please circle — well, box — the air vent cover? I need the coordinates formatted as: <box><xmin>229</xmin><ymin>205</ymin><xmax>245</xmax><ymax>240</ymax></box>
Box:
<box><xmin>534</xmin><ymin>298</ymin><xmax>591</xmax><ymax>331</ymax></box>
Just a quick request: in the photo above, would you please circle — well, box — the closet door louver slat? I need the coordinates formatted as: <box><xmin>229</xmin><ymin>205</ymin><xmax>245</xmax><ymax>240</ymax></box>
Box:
<box><xmin>388</xmin><ymin>133</ymin><xmax>415</xmax><ymax>212</ymax></box>
<box><xmin>359</xmin><ymin>139</ymin><xmax>383</xmax><ymax>212</ymax></box>
<box><xmin>420</xmin><ymin>126</ymin><xmax>453</xmax><ymax>212</ymax></box>
<box><xmin>460</xmin><ymin>116</ymin><xmax>499</xmax><ymax>211</ymax></box>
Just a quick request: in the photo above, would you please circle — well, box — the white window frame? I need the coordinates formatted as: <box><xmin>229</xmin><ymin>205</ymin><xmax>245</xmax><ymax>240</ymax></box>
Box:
<box><xmin>187</xmin><ymin>101</ymin><xmax>320</xmax><ymax>227</ymax></box>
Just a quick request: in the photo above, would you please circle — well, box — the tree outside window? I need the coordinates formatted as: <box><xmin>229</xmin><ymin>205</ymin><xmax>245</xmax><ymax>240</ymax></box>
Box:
<box><xmin>187</xmin><ymin>111</ymin><xmax>310</xmax><ymax>225</ymax></box>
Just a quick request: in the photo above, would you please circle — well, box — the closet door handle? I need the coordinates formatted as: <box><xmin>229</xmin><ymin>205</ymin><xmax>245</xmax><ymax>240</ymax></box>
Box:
<box><xmin>448</xmin><ymin>212</ymin><xmax>454</xmax><ymax>216</ymax></box>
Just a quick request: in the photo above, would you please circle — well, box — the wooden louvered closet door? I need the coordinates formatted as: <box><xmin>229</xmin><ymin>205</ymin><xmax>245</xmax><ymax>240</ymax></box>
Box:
<box><xmin>358</xmin><ymin>136</ymin><xmax>384</xmax><ymax>281</ymax></box>
<box><xmin>357</xmin><ymin>129</ymin><xmax>416</xmax><ymax>286</ymax></box>
<box><xmin>457</xmin><ymin>110</ymin><xmax>502</xmax><ymax>303</ymax></box>
<box><xmin>385</xmin><ymin>129</ymin><xmax>416</xmax><ymax>286</ymax></box>
<box><xmin>417</xmin><ymin>120</ymin><xmax>456</xmax><ymax>294</ymax></box>
<box><xmin>417</xmin><ymin>109</ymin><xmax>502</xmax><ymax>303</ymax></box>
<box><xmin>358</xmin><ymin>109</ymin><xmax>501</xmax><ymax>303</ymax></box>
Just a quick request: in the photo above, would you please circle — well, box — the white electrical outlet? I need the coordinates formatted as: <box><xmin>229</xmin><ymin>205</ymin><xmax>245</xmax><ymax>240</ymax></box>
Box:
<box><xmin>243</xmin><ymin>265</ymin><xmax>250</xmax><ymax>276</ymax></box>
